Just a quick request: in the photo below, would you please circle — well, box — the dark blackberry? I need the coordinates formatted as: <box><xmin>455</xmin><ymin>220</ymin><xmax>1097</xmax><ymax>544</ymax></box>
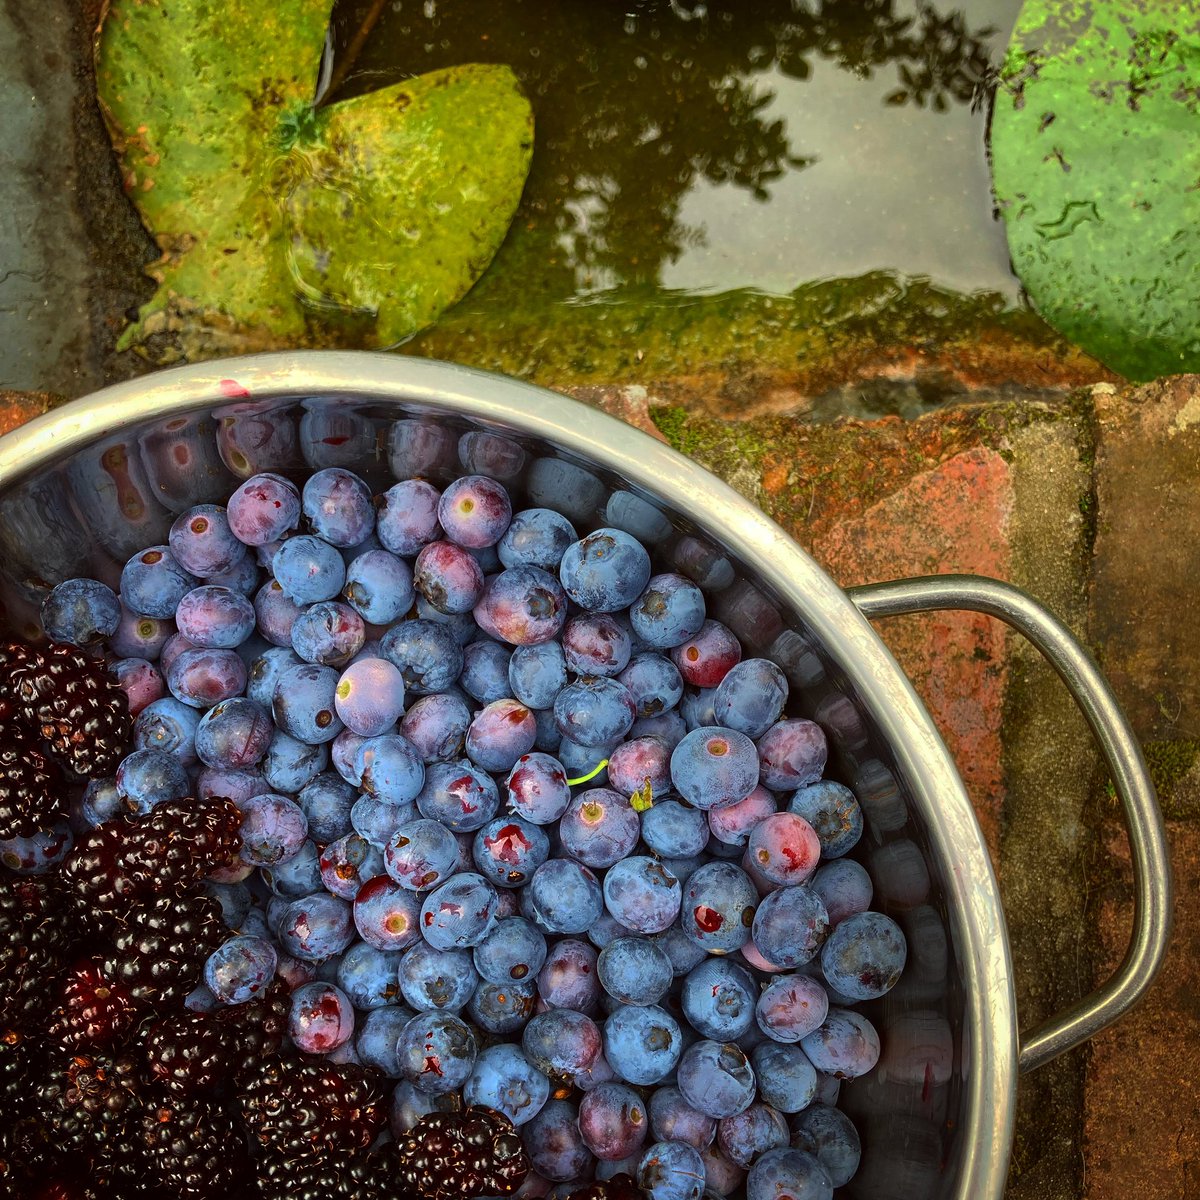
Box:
<box><xmin>256</xmin><ymin>1141</ymin><xmax>416</xmax><ymax>1200</ymax></box>
<box><xmin>62</xmin><ymin>796</ymin><xmax>242</xmax><ymax>920</ymax></box>
<box><xmin>0</xmin><ymin>873</ymin><xmax>80</xmax><ymax>1029</ymax></box>
<box><xmin>394</xmin><ymin>1107</ymin><xmax>530</xmax><ymax>1200</ymax></box>
<box><xmin>10</xmin><ymin>640</ymin><xmax>130</xmax><ymax>778</ymax></box>
<box><xmin>104</xmin><ymin>891</ymin><xmax>227</xmax><ymax>1005</ymax></box>
<box><xmin>563</xmin><ymin>1177</ymin><xmax>641</xmax><ymax>1200</ymax></box>
<box><xmin>37</xmin><ymin>1046</ymin><xmax>145</xmax><ymax>1158</ymax></box>
<box><xmin>140</xmin><ymin>1096</ymin><xmax>250</xmax><ymax>1200</ymax></box>
<box><xmin>144</xmin><ymin>1011</ymin><xmax>238</xmax><ymax>1098</ymax></box>
<box><xmin>47</xmin><ymin>959</ymin><xmax>139</xmax><ymax>1049</ymax></box>
<box><xmin>219</xmin><ymin>975</ymin><xmax>290</xmax><ymax>1086</ymax></box>
<box><xmin>239</xmin><ymin>1056</ymin><xmax>386</xmax><ymax>1160</ymax></box>
<box><xmin>0</xmin><ymin>714</ymin><xmax>65</xmax><ymax>839</ymax></box>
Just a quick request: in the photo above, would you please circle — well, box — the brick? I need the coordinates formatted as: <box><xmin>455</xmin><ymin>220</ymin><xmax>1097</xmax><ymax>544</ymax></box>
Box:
<box><xmin>1084</xmin><ymin>819</ymin><xmax>1200</xmax><ymax>1199</ymax></box>
<box><xmin>1092</xmin><ymin>376</ymin><xmax>1200</xmax><ymax>739</ymax></box>
<box><xmin>0</xmin><ymin>389</ymin><xmax>56</xmax><ymax>435</ymax></box>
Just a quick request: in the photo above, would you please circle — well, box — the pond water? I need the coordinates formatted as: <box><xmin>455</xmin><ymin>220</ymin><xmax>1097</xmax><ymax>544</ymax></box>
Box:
<box><xmin>327</xmin><ymin>0</ymin><xmax>1056</xmax><ymax>405</ymax></box>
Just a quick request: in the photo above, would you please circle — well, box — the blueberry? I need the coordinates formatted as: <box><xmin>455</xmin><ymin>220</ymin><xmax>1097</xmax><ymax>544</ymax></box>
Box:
<box><xmin>602</xmin><ymin>1004</ymin><xmax>682</xmax><ymax>1086</ymax></box>
<box><xmin>238</xmin><ymin>794</ymin><xmax>309</xmax><ymax>866</ymax></box>
<box><xmin>194</xmin><ymin>698</ymin><xmax>273</xmax><ymax>769</ymax></box>
<box><xmin>755</xmin><ymin>972</ymin><xmax>830</xmax><ymax>1043</ymax></box>
<box><xmin>335</xmin><ymin>942</ymin><xmax>403</xmax><ymax>1011</ymax></box>
<box><xmin>522</xmin><ymin>1098</ymin><xmax>594</xmax><ymax>1183</ymax></box>
<box><xmin>384</xmin><ymin>818</ymin><xmax>459</xmax><ymax>892</ymax></box>
<box><xmin>498</xmin><ymin>508</ymin><xmax>577</xmax><ymax>570</ymax></box>
<box><xmin>319</xmin><ymin>833</ymin><xmax>385</xmax><ymax>900</ymax></box>
<box><xmin>798</xmin><ymin>1008</ymin><xmax>880</xmax><ymax>1079</ymax></box>
<box><xmin>641</xmin><ymin>800</ymin><xmax>710</xmax><ymax>859</ymax></box>
<box><xmin>291</xmin><ymin>601</ymin><xmax>365</xmax><ymax>666</ymax></box>
<box><xmin>467</xmin><ymin>980</ymin><xmax>537</xmax><ymax>1035</ymax></box>
<box><xmin>414</xmin><ymin>540</ymin><xmax>486</xmax><ymax>615</ymax></box>
<box><xmin>111</xmin><ymin>657</ymin><xmax>165</xmax><ymax>718</ymax></box>
<box><xmin>682</xmin><ymin>959</ymin><xmax>757</xmax><ymax>1041</ymax></box>
<box><xmin>787</xmin><ymin>780</ymin><xmax>864</xmax><ymax>859</ymax></box>
<box><xmin>204</xmin><ymin>935</ymin><xmax>278</xmax><ymax>1004</ymax></box>
<box><xmin>277</xmin><ymin>893</ymin><xmax>355</xmax><ymax>962</ymax></box>
<box><xmin>745</xmin><ymin>1148</ymin><xmax>832</xmax><ymax>1200</ymax></box>
<box><xmin>109</xmin><ymin>605</ymin><xmax>173</xmax><ymax>660</ymax></box>
<box><xmin>819</xmin><ymin>911</ymin><xmax>907</xmax><ymax>1001</ymax></box>
<box><xmin>398</xmin><ymin>941</ymin><xmax>479</xmax><ymax>1012</ymax></box>
<box><xmin>438</xmin><ymin>475</ymin><xmax>512</xmax><ymax>549</ymax></box>
<box><xmin>527</xmin><ymin>858</ymin><xmax>604</xmax><ymax>935</ymax></box>
<box><xmin>356</xmin><ymin>1006</ymin><xmax>414</xmax><ymax>1076</ymax></box>
<box><xmin>272</xmin><ymin>662</ymin><xmax>343</xmax><ymax>744</ymax></box>
<box><xmin>472</xmin><ymin>816</ymin><xmax>550</xmax><ymax>889</ymax></box>
<box><xmin>679</xmin><ymin>861</ymin><xmax>757</xmax><ymax>954</ymax></box>
<box><xmin>751</xmin><ymin>885</ymin><xmax>831</xmax><ymax>969</ymax></box>
<box><xmin>597</xmin><ymin>936</ymin><xmax>672</xmax><ymax>1007</ymax></box>
<box><xmin>114</xmin><ymin>748</ymin><xmax>190</xmax><ymax>815</ymax></box>
<box><xmin>175</xmin><ymin>585</ymin><xmax>256</xmax><ymax>651</ymax></box>
<box><xmin>474</xmin><ymin>566</ymin><xmax>568</xmax><ymax>646</ymax></box>
<box><xmin>748</xmin><ymin>812</ymin><xmax>822</xmax><ymax>887</ymax></box>
<box><xmin>459</xmin><ymin>640</ymin><xmax>513</xmax><ymax>706</ymax></box>
<box><xmin>376</xmin><ymin>479</ymin><xmax>443</xmax><ymax>555</ymax></box>
<box><xmin>637</xmin><ymin>1140</ymin><xmax>706</xmax><ymax>1200</ymax></box>
<box><xmin>808</xmin><ymin>859</ymin><xmax>873</xmax><ymax>928</ymax></box>
<box><xmin>289</xmin><ymin>980</ymin><xmax>356</xmax><ymax>1052</ymax></box>
<box><xmin>465</xmin><ymin>700</ymin><xmax>537</xmax><ymax>773</ymax></box>
<box><xmin>419</xmin><ymin>872</ymin><xmax>499</xmax><ymax>950</ymax></box>
<box><xmin>712</xmin><ymin>658</ymin><xmax>789</xmax><ymax>739</ymax></box>
<box><xmin>757</xmin><ymin>719</ymin><xmax>828</xmax><ymax>791</ymax></box>
<box><xmin>463</xmin><ymin>1043</ymin><xmax>550</xmax><ymax>1127</ymax></box>
<box><xmin>167</xmin><ymin>647</ymin><xmax>247</xmax><ymax>709</ymax></box>
<box><xmin>578</xmin><ymin>1082</ymin><xmax>650</xmax><ymax>1162</ymax></box>
<box><xmin>504</xmin><ymin>753</ymin><xmax>571</xmax><ymax>825</ymax></box>
<box><xmin>603</xmin><ymin>856</ymin><xmax>681</xmax><ymax>934</ymax></box>
<box><xmin>553</xmin><ymin>677</ymin><xmax>636</xmax><ymax>748</ymax></box>
<box><xmin>381</xmin><ymin>619</ymin><xmax>464</xmax><ymax>694</ymax></box>
<box><xmin>272</xmin><ymin>535</ymin><xmax>346</xmax><ymax>604</ymax></box>
<box><xmin>670</xmin><ymin>726</ymin><xmax>759</xmax><ymax>811</ymax></box>
<box><xmin>630</xmin><ymin>573</ymin><xmax>706</xmax><ymax>650</ymax></box>
<box><xmin>227</xmin><ymin>473</ymin><xmax>301</xmax><ymax>546</ymax></box>
<box><xmin>134</xmin><ymin>696</ymin><xmax>201</xmax><ymax>758</ymax></box>
<box><xmin>508</xmin><ymin>640</ymin><xmax>567</xmax><ymax>710</ymax></box>
<box><xmin>41</xmin><ymin>578</ymin><xmax>120</xmax><ymax>646</ymax></box>
<box><xmin>677</xmin><ymin>1040</ymin><xmax>757</xmax><ymax>1119</ymax></box>
<box><xmin>353</xmin><ymin>874</ymin><xmax>423</xmax><ymax>952</ymax></box>
<box><xmin>253</xmin><ymin>580</ymin><xmax>305</xmax><ymax>647</ymax></box>
<box><xmin>396</xmin><ymin>1012</ymin><xmax>477</xmax><ymax>1094</ymax></box>
<box><xmin>169</xmin><ymin>504</ymin><xmax>248</xmax><ymax>577</ymax></box>
<box><xmin>670</xmin><ymin>620</ymin><xmax>742</xmax><ymax>688</ymax></box>
<box><xmin>522</xmin><ymin>1009</ymin><xmax>603</xmax><ymax>1079</ymax></box>
<box><xmin>559</xmin><ymin>528</ymin><xmax>651</xmax><ymax>613</ymax></box>
<box><xmin>120</xmin><ymin>545</ymin><xmax>197</xmax><ymax>618</ymax></box>
<box><xmin>415</xmin><ymin>760</ymin><xmax>499</xmax><ymax>832</ymax></box>
<box><xmin>473</xmin><ymin>916</ymin><xmax>548</xmax><ymax>986</ymax></box>
<box><xmin>296</xmin><ymin>772</ymin><xmax>356</xmax><ymax>843</ymax></box>
<box><xmin>261</xmin><ymin>728</ymin><xmax>327</xmax><ymax>794</ymax></box>
<box><xmin>717</xmin><ymin>1103</ymin><xmax>790</xmax><ymax>1170</ymax></box>
<box><xmin>400</xmin><ymin>692</ymin><xmax>471</xmax><ymax>763</ymax></box>
<box><xmin>648</xmin><ymin>1087</ymin><xmax>716</xmax><ymax>1151</ymax></box>
<box><xmin>790</xmin><ymin>1103</ymin><xmax>861</xmax><ymax>1188</ymax></box>
<box><xmin>563</xmin><ymin>613</ymin><xmax>632</xmax><ymax>677</ymax></box>
<box><xmin>343</xmin><ymin>548</ymin><xmax>414</xmax><ymax>624</ymax></box>
<box><xmin>302</xmin><ymin>468</ymin><xmax>374</xmax><ymax>548</ymax></box>
<box><xmin>750</xmin><ymin>1042</ymin><xmax>818</xmax><ymax>1113</ymax></box>
<box><xmin>559</xmin><ymin>788</ymin><xmax>640</xmax><ymax>869</ymax></box>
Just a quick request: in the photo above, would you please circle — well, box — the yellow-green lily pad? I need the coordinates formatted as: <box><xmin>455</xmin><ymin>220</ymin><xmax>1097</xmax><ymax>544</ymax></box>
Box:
<box><xmin>990</xmin><ymin>0</ymin><xmax>1200</xmax><ymax>381</ymax></box>
<box><xmin>95</xmin><ymin>0</ymin><xmax>533</xmax><ymax>360</ymax></box>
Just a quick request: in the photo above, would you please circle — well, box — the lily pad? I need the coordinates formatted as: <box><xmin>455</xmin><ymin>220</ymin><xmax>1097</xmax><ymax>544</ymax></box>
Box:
<box><xmin>95</xmin><ymin>0</ymin><xmax>533</xmax><ymax>360</ymax></box>
<box><xmin>990</xmin><ymin>0</ymin><xmax>1200</xmax><ymax>381</ymax></box>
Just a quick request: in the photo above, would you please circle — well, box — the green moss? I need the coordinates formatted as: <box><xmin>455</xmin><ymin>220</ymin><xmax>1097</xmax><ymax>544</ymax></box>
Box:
<box><xmin>1142</xmin><ymin>739</ymin><xmax>1200</xmax><ymax>816</ymax></box>
<box><xmin>406</xmin><ymin>271</ymin><xmax>1075</xmax><ymax>390</ymax></box>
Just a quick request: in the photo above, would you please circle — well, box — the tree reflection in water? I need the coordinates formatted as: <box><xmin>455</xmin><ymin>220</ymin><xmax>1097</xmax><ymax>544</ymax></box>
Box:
<box><xmin>327</xmin><ymin>0</ymin><xmax>1001</xmax><ymax>300</ymax></box>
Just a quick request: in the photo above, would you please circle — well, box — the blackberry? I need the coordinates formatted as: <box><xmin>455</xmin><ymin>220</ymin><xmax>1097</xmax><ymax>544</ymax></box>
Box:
<box><xmin>9</xmin><ymin>641</ymin><xmax>130</xmax><ymax>778</ymax></box>
<box><xmin>47</xmin><ymin>959</ymin><xmax>139</xmax><ymax>1049</ymax></box>
<box><xmin>218</xmin><ymin>976</ymin><xmax>290</xmax><ymax>1086</ymax></box>
<box><xmin>62</xmin><ymin>796</ymin><xmax>242</xmax><ymax>920</ymax></box>
<box><xmin>256</xmin><ymin>1142</ymin><xmax>414</xmax><ymax>1200</ymax></box>
<box><xmin>0</xmin><ymin>715</ymin><xmax>65</xmax><ymax>840</ymax></box>
<box><xmin>394</xmin><ymin>1107</ymin><xmax>530</xmax><ymax>1200</ymax></box>
<box><xmin>144</xmin><ymin>1011</ymin><xmax>238</xmax><ymax>1097</ymax></box>
<box><xmin>564</xmin><ymin>1178</ymin><xmax>641</xmax><ymax>1200</ymax></box>
<box><xmin>140</xmin><ymin>1097</ymin><xmax>250</xmax><ymax>1200</ymax></box>
<box><xmin>104</xmin><ymin>891</ymin><xmax>228</xmax><ymax>1005</ymax></box>
<box><xmin>0</xmin><ymin>873</ymin><xmax>79</xmax><ymax>1029</ymax></box>
<box><xmin>37</xmin><ymin>1046</ymin><xmax>145</xmax><ymax>1158</ymax></box>
<box><xmin>239</xmin><ymin>1056</ymin><xmax>386</xmax><ymax>1160</ymax></box>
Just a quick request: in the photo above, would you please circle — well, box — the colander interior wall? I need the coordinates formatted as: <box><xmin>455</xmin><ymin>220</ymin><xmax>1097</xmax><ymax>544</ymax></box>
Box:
<box><xmin>0</xmin><ymin>360</ymin><xmax>1016</xmax><ymax>1200</ymax></box>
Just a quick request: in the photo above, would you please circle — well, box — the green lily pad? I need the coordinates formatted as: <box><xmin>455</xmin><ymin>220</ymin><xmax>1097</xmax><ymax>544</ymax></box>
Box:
<box><xmin>990</xmin><ymin>0</ymin><xmax>1200</xmax><ymax>381</ymax></box>
<box><xmin>95</xmin><ymin>0</ymin><xmax>533</xmax><ymax>360</ymax></box>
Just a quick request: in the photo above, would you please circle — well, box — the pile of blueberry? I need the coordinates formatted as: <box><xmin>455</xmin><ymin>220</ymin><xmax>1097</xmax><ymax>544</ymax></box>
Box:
<box><xmin>18</xmin><ymin>441</ymin><xmax>908</xmax><ymax>1200</ymax></box>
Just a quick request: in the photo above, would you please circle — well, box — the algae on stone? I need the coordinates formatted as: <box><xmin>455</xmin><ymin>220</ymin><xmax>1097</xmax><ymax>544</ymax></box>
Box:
<box><xmin>94</xmin><ymin>0</ymin><xmax>533</xmax><ymax>360</ymax></box>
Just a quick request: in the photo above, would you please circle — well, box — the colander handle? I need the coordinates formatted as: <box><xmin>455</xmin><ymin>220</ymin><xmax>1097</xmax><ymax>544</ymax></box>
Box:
<box><xmin>846</xmin><ymin>574</ymin><xmax>1171</xmax><ymax>1074</ymax></box>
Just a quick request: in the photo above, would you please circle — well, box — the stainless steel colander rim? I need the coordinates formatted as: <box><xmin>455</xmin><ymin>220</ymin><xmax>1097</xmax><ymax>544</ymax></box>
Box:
<box><xmin>0</xmin><ymin>351</ymin><xmax>1016</xmax><ymax>1199</ymax></box>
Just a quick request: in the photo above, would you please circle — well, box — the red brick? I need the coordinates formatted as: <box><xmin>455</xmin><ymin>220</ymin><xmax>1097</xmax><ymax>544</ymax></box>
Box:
<box><xmin>807</xmin><ymin>446</ymin><xmax>1013</xmax><ymax>851</ymax></box>
<box><xmin>1084</xmin><ymin>819</ymin><xmax>1200</xmax><ymax>1198</ymax></box>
